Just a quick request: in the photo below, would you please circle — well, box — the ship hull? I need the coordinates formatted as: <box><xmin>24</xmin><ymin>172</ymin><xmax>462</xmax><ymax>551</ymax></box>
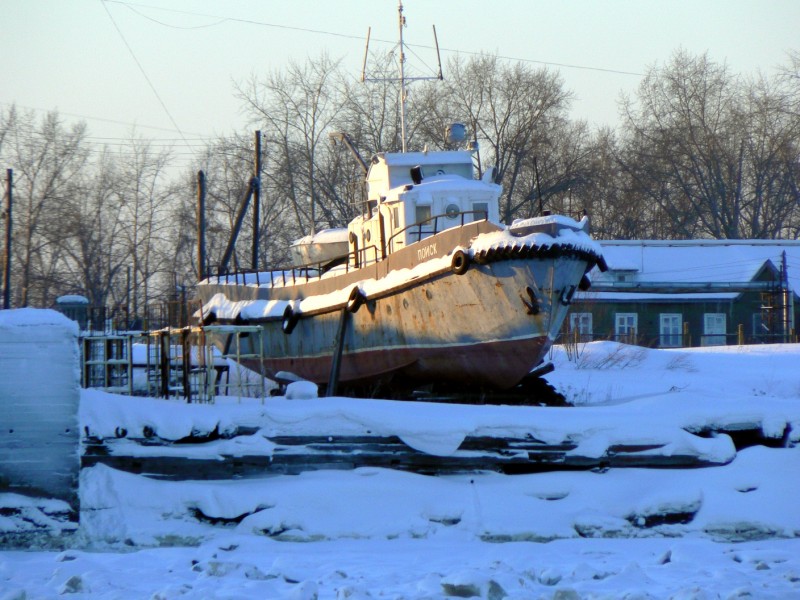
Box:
<box><xmin>198</xmin><ymin>221</ymin><xmax>601</xmax><ymax>391</ymax></box>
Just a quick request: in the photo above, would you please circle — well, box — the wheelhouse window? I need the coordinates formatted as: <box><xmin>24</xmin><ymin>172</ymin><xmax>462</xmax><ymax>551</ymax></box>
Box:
<box><xmin>615</xmin><ymin>313</ymin><xmax>638</xmax><ymax>343</ymax></box>
<box><xmin>702</xmin><ymin>313</ymin><xmax>727</xmax><ymax>346</ymax></box>
<box><xmin>411</xmin><ymin>204</ymin><xmax>433</xmax><ymax>242</ymax></box>
<box><xmin>471</xmin><ymin>201</ymin><xmax>489</xmax><ymax>222</ymax></box>
<box><xmin>415</xmin><ymin>204</ymin><xmax>431</xmax><ymax>225</ymax></box>
<box><xmin>659</xmin><ymin>313</ymin><xmax>682</xmax><ymax>348</ymax></box>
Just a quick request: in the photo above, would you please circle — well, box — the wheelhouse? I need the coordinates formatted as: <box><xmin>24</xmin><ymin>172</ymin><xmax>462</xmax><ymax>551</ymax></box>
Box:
<box><xmin>347</xmin><ymin>150</ymin><xmax>502</xmax><ymax>266</ymax></box>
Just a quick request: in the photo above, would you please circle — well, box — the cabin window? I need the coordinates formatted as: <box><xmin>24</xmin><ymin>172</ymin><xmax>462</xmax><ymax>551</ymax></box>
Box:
<box><xmin>659</xmin><ymin>313</ymin><xmax>682</xmax><ymax>348</ymax></box>
<box><xmin>615</xmin><ymin>313</ymin><xmax>638</xmax><ymax>343</ymax></box>
<box><xmin>569</xmin><ymin>312</ymin><xmax>593</xmax><ymax>342</ymax></box>
<box><xmin>702</xmin><ymin>313</ymin><xmax>726</xmax><ymax>346</ymax></box>
<box><xmin>471</xmin><ymin>201</ymin><xmax>489</xmax><ymax>222</ymax></box>
<box><xmin>392</xmin><ymin>207</ymin><xmax>399</xmax><ymax>229</ymax></box>
<box><xmin>415</xmin><ymin>204</ymin><xmax>431</xmax><ymax>225</ymax></box>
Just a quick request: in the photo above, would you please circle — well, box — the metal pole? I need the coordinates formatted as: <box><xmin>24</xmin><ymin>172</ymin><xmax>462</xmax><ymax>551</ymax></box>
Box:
<box><xmin>252</xmin><ymin>131</ymin><xmax>261</xmax><ymax>270</ymax></box>
<box><xmin>125</xmin><ymin>266</ymin><xmax>131</xmax><ymax>327</ymax></box>
<box><xmin>534</xmin><ymin>156</ymin><xmax>544</xmax><ymax>216</ymax></box>
<box><xmin>196</xmin><ymin>170</ymin><xmax>206</xmax><ymax>281</ymax></box>
<box><xmin>782</xmin><ymin>250</ymin><xmax>791</xmax><ymax>342</ymax></box>
<box><xmin>219</xmin><ymin>179</ymin><xmax>255</xmax><ymax>274</ymax></box>
<box><xmin>397</xmin><ymin>0</ymin><xmax>407</xmax><ymax>152</ymax></box>
<box><xmin>327</xmin><ymin>308</ymin><xmax>350</xmax><ymax>397</ymax></box>
<box><xmin>2</xmin><ymin>169</ymin><xmax>12</xmax><ymax>309</ymax></box>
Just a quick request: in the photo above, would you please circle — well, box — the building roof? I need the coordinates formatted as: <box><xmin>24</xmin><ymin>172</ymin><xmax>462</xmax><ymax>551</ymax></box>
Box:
<box><xmin>583</xmin><ymin>240</ymin><xmax>800</xmax><ymax>302</ymax></box>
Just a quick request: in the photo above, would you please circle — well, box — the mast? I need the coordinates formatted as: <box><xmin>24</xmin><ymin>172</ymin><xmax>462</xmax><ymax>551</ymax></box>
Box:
<box><xmin>397</xmin><ymin>1</ymin><xmax>408</xmax><ymax>152</ymax></box>
<box><xmin>362</xmin><ymin>1</ymin><xmax>442</xmax><ymax>153</ymax></box>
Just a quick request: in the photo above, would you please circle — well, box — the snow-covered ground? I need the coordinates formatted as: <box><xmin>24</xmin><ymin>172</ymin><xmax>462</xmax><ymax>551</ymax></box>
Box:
<box><xmin>2</xmin><ymin>341</ymin><xmax>800</xmax><ymax>599</ymax></box>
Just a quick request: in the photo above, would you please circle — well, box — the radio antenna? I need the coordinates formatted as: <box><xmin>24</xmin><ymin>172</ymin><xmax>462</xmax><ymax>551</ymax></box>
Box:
<box><xmin>362</xmin><ymin>1</ymin><xmax>443</xmax><ymax>152</ymax></box>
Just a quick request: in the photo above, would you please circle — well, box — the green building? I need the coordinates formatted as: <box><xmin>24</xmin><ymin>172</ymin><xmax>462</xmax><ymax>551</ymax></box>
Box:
<box><xmin>569</xmin><ymin>240</ymin><xmax>799</xmax><ymax>347</ymax></box>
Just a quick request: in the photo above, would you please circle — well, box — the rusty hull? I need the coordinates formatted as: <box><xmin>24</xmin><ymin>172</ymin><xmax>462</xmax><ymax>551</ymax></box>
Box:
<box><xmin>203</xmin><ymin>247</ymin><xmax>592</xmax><ymax>390</ymax></box>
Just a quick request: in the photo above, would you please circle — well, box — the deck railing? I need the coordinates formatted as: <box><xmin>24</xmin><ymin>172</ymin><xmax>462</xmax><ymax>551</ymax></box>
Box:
<box><xmin>208</xmin><ymin>210</ymin><xmax>489</xmax><ymax>288</ymax></box>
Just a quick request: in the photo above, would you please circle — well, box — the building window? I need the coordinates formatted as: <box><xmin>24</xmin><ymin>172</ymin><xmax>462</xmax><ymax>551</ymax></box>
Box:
<box><xmin>660</xmin><ymin>313</ymin><xmax>682</xmax><ymax>348</ymax></box>
<box><xmin>569</xmin><ymin>312</ymin><xmax>593</xmax><ymax>342</ymax></box>
<box><xmin>702</xmin><ymin>313</ymin><xmax>727</xmax><ymax>346</ymax></box>
<box><xmin>615</xmin><ymin>313</ymin><xmax>638</xmax><ymax>343</ymax></box>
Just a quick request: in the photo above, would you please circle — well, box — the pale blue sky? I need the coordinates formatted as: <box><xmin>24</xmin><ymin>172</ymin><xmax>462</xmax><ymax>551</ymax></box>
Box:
<box><xmin>2</xmin><ymin>0</ymin><xmax>798</xmax><ymax>171</ymax></box>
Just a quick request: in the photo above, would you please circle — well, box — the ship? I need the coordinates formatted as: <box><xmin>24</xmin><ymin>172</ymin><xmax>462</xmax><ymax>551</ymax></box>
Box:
<box><xmin>195</xmin><ymin>3</ymin><xmax>606</xmax><ymax>397</ymax></box>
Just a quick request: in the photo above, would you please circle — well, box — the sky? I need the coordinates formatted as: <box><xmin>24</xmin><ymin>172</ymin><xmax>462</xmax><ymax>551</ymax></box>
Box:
<box><xmin>2</xmin><ymin>0</ymin><xmax>799</xmax><ymax>174</ymax></box>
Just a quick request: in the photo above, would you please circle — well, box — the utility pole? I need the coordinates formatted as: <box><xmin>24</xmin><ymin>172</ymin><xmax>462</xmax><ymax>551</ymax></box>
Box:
<box><xmin>252</xmin><ymin>130</ymin><xmax>261</xmax><ymax>270</ymax></box>
<box><xmin>2</xmin><ymin>169</ymin><xmax>12</xmax><ymax>310</ymax></box>
<box><xmin>781</xmin><ymin>250</ymin><xmax>791</xmax><ymax>342</ymax></box>
<box><xmin>196</xmin><ymin>170</ymin><xmax>206</xmax><ymax>281</ymax></box>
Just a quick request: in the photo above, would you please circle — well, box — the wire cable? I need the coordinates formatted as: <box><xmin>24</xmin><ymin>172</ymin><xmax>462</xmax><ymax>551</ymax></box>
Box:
<box><xmin>100</xmin><ymin>0</ymin><xmax>194</xmax><ymax>152</ymax></box>
<box><xmin>102</xmin><ymin>0</ymin><xmax>644</xmax><ymax>78</ymax></box>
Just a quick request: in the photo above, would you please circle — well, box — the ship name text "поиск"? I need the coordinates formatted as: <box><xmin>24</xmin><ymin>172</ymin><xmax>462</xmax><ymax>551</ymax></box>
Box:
<box><xmin>417</xmin><ymin>243</ymin><xmax>437</xmax><ymax>261</ymax></box>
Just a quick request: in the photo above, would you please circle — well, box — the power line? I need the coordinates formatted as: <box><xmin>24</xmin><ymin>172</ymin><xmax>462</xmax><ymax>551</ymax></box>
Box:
<box><xmin>102</xmin><ymin>0</ymin><xmax>644</xmax><ymax>78</ymax></box>
<box><xmin>100</xmin><ymin>0</ymin><xmax>194</xmax><ymax>152</ymax></box>
<box><xmin>119</xmin><ymin>3</ymin><xmax>231</xmax><ymax>30</ymax></box>
<box><xmin>0</xmin><ymin>101</ymin><xmax>206</xmax><ymax>136</ymax></box>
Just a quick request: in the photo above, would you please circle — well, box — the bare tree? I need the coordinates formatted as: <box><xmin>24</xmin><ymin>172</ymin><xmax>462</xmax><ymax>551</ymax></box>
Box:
<box><xmin>339</xmin><ymin>52</ymin><xmax>405</xmax><ymax>155</ymax></box>
<box><xmin>0</xmin><ymin>108</ymin><xmax>89</xmax><ymax>306</ymax></box>
<box><xmin>236</xmin><ymin>54</ymin><xmax>345</xmax><ymax>238</ymax></box>
<box><xmin>426</xmin><ymin>54</ymin><xmax>574</xmax><ymax>223</ymax></box>
<box><xmin>617</xmin><ymin>50</ymin><xmax>800</xmax><ymax>240</ymax></box>
<box><xmin>113</xmin><ymin>135</ymin><xmax>175</xmax><ymax>314</ymax></box>
<box><xmin>738</xmin><ymin>71</ymin><xmax>800</xmax><ymax>238</ymax></box>
<box><xmin>56</xmin><ymin>148</ymin><xmax>128</xmax><ymax>307</ymax></box>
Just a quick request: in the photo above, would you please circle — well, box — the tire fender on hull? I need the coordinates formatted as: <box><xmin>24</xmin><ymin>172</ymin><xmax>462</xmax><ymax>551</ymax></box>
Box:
<box><xmin>451</xmin><ymin>249</ymin><xmax>470</xmax><ymax>275</ymax></box>
<box><xmin>347</xmin><ymin>286</ymin><xmax>366</xmax><ymax>313</ymax></box>
<box><xmin>282</xmin><ymin>305</ymin><xmax>299</xmax><ymax>334</ymax></box>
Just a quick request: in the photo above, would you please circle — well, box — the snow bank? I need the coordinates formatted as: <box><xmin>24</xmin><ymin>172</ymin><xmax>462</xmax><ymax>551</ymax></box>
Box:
<box><xmin>3</xmin><ymin>341</ymin><xmax>800</xmax><ymax>599</ymax></box>
<box><xmin>81</xmin><ymin>388</ymin><xmax>746</xmax><ymax>462</ymax></box>
<box><xmin>78</xmin><ymin>445</ymin><xmax>800</xmax><ymax>548</ymax></box>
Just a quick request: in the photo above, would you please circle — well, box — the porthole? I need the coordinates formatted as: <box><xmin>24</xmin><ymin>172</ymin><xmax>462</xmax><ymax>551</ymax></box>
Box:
<box><xmin>445</xmin><ymin>204</ymin><xmax>460</xmax><ymax>219</ymax></box>
<box><xmin>365</xmin><ymin>230</ymin><xmax>371</xmax><ymax>242</ymax></box>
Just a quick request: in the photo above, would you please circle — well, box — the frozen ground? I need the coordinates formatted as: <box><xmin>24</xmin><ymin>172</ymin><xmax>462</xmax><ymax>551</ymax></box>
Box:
<box><xmin>2</xmin><ymin>341</ymin><xmax>800</xmax><ymax>599</ymax></box>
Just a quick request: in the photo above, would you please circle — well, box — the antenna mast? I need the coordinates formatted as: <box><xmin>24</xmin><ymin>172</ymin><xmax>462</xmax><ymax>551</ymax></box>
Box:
<box><xmin>362</xmin><ymin>0</ymin><xmax>443</xmax><ymax>153</ymax></box>
<box><xmin>398</xmin><ymin>1</ymin><xmax>408</xmax><ymax>152</ymax></box>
